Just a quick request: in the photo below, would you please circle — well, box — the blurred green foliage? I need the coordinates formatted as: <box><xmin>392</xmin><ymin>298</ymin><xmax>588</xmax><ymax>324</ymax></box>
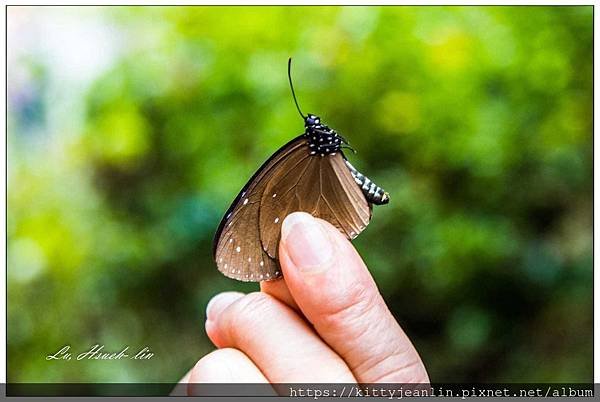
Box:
<box><xmin>8</xmin><ymin>6</ymin><xmax>592</xmax><ymax>383</ymax></box>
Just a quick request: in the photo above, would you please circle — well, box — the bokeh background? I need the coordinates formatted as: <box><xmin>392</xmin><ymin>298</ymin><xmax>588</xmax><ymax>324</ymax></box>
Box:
<box><xmin>8</xmin><ymin>6</ymin><xmax>592</xmax><ymax>384</ymax></box>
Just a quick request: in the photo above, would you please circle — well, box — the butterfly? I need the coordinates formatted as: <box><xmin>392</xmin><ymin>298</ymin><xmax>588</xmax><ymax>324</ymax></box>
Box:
<box><xmin>213</xmin><ymin>59</ymin><xmax>389</xmax><ymax>282</ymax></box>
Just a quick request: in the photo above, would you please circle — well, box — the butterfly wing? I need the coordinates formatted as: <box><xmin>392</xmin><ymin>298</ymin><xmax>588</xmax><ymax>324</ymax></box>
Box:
<box><xmin>259</xmin><ymin>152</ymin><xmax>372</xmax><ymax>259</ymax></box>
<box><xmin>213</xmin><ymin>136</ymin><xmax>306</xmax><ymax>281</ymax></box>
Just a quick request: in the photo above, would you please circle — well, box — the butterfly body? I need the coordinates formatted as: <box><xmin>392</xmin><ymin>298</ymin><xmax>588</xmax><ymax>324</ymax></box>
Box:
<box><xmin>212</xmin><ymin>60</ymin><xmax>389</xmax><ymax>282</ymax></box>
<box><xmin>304</xmin><ymin>113</ymin><xmax>345</xmax><ymax>156</ymax></box>
<box><xmin>345</xmin><ymin>159</ymin><xmax>389</xmax><ymax>206</ymax></box>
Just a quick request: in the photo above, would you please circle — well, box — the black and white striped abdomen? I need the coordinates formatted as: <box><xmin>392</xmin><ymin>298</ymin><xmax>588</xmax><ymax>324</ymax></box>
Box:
<box><xmin>344</xmin><ymin>160</ymin><xmax>389</xmax><ymax>205</ymax></box>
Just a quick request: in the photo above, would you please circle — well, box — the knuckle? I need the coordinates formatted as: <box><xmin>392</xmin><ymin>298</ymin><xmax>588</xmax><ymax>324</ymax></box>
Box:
<box><xmin>358</xmin><ymin>347</ymin><xmax>423</xmax><ymax>382</ymax></box>
<box><xmin>318</xmin><ymin>281</ymin><xmax>378</xmax><ymax>331</ymax></box>
<box><xmin>227</xmin><ymin>292</ymin><xmax>276</xmax><ymax>328</ymax></box>
<box><xmin>368</xmin><ymin>354</ymin><xmax>430</xmax><ymax>383</ymax></box>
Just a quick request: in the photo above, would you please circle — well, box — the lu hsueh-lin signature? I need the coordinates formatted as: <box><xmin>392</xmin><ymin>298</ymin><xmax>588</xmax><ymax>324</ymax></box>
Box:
<box><xmin>46</xmin><ymin>344</ymin><xmax>154</xmax><ymax>361</ymax></box>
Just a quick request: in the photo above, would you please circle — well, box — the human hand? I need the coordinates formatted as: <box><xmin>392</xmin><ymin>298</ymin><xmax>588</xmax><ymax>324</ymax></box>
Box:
<box><xmin>181</xmin><ymin>212</ymin><xmax>429</xmax><ymax>393</ymax></box>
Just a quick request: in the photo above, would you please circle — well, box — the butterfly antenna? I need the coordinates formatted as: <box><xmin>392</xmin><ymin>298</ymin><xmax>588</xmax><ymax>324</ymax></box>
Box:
<box><xmin>288</xmin><ymin>58</ymin><xmax>306</xmax><ymax>119</ymax></box>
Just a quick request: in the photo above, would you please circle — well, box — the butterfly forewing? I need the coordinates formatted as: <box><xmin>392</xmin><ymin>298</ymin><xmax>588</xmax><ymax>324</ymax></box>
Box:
<box><xmin>256</xmin><ymin>147</ymin><xmax>317</xmax><ymax>258</ymax></box>
<box><xmin>258</xmin><ymin>152</ymin><xmax>372</xmax><ymax>259</ymax></box>
<box><xmin>213</xmin><ymin>136</ymin><xmax>306</xmax><ymax>281</ymax></box>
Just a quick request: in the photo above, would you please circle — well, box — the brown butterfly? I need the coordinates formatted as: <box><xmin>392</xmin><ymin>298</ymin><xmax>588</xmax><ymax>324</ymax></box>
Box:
<box><xmin>213</xmin><ymin>59</ymin><xmax>389</xmax><ymax>282</ymax></box>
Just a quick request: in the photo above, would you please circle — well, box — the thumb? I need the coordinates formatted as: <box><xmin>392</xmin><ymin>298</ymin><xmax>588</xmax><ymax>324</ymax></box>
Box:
<box><xmin>278</xmin><ymin>212</ymin><xmax>429</xmax><ymax>383</ymax></box>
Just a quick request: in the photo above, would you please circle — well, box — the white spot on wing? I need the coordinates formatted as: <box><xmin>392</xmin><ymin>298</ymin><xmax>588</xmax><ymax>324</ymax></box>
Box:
<box><xmin>274</xmin><ymin>217</ymin><xmax>279</xmax><ymax>224</ymax></box>
<box><xmin>243</xmin><ymin>198</ymin><xmax>249</xmax><ymax>205</ymax></box>
<box><xmin>236</xmin><ymin>246</ymin><xmax>241</xmax><ymax>253</ymax></box>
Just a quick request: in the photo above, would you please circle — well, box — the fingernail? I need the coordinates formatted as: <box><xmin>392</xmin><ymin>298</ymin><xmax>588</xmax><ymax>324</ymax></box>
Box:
<box><xmin>281</xmin><ymin>212</ymin><xmax>333</xmax><ymax>271</ymax></box>
<box><xmin>206</xmin><ymin>292</ymin><xmax>244</xmax><ymax>322</ymax></box>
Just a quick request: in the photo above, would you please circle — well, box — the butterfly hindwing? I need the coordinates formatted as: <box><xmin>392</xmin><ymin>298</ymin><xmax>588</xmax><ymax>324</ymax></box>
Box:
<box><xmin>258</xmin><ymin>152</ymin><xmax>372</xmax><ymax>260</ymax></box>
<box><xmin>215</xmin><ymin>186</ymin><xmax>279</xmax><ymax>281</ymax></box>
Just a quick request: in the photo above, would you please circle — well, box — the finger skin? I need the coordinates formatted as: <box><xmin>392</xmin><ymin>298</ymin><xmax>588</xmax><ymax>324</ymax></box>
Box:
<box><xmin>260</xmin><ymin>278</ymin><xmax>299</xmax><ymax>311</ymax></box>
<box><xmin>279</xmin><ymin>212</ymin><xmax>429</xmax><ymax>383</ymax></box>
<box><xmin>186</xmin><ymin>348</ymin><xmax>270</xmax><ymax>395</ymax></box>
<box><xmin>205</xmin><ymin>291</ymin><xmax>356</xmax><ymax>383</ymax></box>
<box><xmin>205</xmin><ymin>292</ymin><xmax>245</xmax><ymax>347</ymax></box>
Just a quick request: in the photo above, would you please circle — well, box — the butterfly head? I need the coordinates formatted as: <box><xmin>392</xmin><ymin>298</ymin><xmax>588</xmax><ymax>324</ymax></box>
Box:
<box><xmin>304</xmin><ymin>114</ymin><xmax>321</xmax><ymax>128</ymax></box>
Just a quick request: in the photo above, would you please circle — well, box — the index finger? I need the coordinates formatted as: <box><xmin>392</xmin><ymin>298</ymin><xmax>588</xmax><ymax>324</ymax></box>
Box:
<box><xmin>278</xmin><ymin>212</ymin><xmax>429</xmax><ymax>384</ymax></box>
